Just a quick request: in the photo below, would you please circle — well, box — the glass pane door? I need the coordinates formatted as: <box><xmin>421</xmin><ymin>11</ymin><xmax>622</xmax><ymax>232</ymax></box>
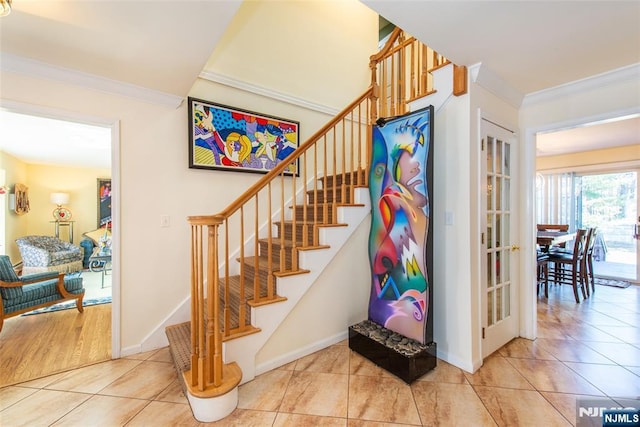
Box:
<box><xmin>481</xmin><ymin>120</ymin><xmax>518</xmax><ymax>358</ymax></box>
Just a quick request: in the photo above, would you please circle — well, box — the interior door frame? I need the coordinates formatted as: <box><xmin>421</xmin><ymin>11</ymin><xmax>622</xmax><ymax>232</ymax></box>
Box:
<box><xmin>1</xmin><ymin>99</ymin><xmax>121</xmax><ymax>359</ymax></box>
<box><xmin>480</xmin><ymin>116</ymin><xmax>520</xmax><ymax>358</ymax></box>
<box><xmin>522</xmin><ymin>107</ymin><xmax>640</xmax><ymax>341</ymax></box>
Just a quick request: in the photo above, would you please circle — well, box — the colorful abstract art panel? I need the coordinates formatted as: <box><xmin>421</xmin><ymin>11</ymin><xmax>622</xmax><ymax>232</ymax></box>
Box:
<box><xmin>368</xmin><ymin>106</ymin><xmax>434</xmax><ymax>344</ymax></box>
<box><xmin>188</xmin><ymin>98</ymin><xmax>300</xmax><ymax>175</ymax></box>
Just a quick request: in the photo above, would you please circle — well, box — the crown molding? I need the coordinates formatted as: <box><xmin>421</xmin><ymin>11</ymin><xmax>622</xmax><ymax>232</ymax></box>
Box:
<box><xmin>522</xmin><ymin>63</ymin><xmax>640</xmax><ymax>107</ymax></box>
<box><xmin>469</xmin><ymin>63</ymin><xmax>525</xmax><ymax>108</ymax></box>
<box><xmin>199</xmin><ymin>70</ymin><xmax>339</xmax><ymax>116</ymax></box>
<box><xmin>0</xmin><ymin>53</ymin><xmax>184</xmax><ymax>108</ymax></box>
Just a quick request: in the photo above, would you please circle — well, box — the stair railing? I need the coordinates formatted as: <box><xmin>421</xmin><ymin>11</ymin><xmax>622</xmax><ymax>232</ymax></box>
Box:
<box><xmin>184</xmin><ymin>29</ymin><xmax>466</xmax><ymax>397</ymax></box>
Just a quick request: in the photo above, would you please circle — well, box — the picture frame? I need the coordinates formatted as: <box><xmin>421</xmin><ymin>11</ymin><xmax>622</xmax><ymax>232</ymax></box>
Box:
<box><xmin>188</xmin><ymin>97</ymin><xmax>300</xmax><ymax>176</ymax></box>
<box><xmin>97</xmin><ymin>178</ymin><xmax>112</xmax><ymax>229</ymax></box>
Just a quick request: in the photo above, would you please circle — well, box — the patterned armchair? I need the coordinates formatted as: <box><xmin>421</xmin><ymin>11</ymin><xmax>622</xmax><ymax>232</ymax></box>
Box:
<box><xmin>0</xmin><ymin>255</ymin><xmax>84</xmax><ymax>332</ymax></box>
<box><xmin>15</xmin><ymin>236</ymin><xmax>84</xmax><ymax>276</ymax></box>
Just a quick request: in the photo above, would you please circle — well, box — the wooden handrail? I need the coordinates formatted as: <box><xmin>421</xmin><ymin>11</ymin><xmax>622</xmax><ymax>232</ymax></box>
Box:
<box><xmin>184</xmin><ymin>28</ymin><xmax>466</xmax><ymax>400</ymax></box>
<box><xmin>210</xmin><ymin>88</ymin><xmax>375</xmax><ymax>221</ymax></box>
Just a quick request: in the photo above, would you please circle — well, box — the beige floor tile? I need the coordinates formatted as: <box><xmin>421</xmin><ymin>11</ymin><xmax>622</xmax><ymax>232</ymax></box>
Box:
<box><xmin>348</xmin><ymin>352</ymin><xmax>393</xmax><ymax>378</ymax></box>
<box><xmin>507</xmin><ymin>358</ymin><xmax>602</xmax><ymax>395</ymax></box>
<box><xmin>625</xmin><ymin>366</ymin><xmax>640</xmax><ymax>376</ymax></box>
<box><xmin>51</xmin><ymin>394</ymin><xmax>149</xmax><ymax>426</ymax></box>
<box><xmin>147</xmin><ymin>346</ymin><xmax>174</xmax><ymax>363</ymax></box>
<box><xmin>294</xmin><ymin>344</ymin><xmax>350</xmax><ymax>374</ymax></box>
<box><xmin>44</xmin><ymin>358</ymin><xmax>141</xmax><ymax>394</ymax></box>
<box><xmin>564</xmin><ymin>362</ymin><xmax>640</xmax><ymax>397</ymax></box>
<box><xmin>126</xmin><ymin>401</ymin><xmax>198</xmax><ymax>426</ymax></box>
<box><xmin>237</xmin><ymin>369</ymin><xmax>292</xmax><ymax>411</ymax></box>
<box><xmin>540</xmin><ymin>392</ymin><xmax>600</xmax><ymax>427</ymax></box>
<box><xmin>497</xmin><ymin>337</ymin><xmax>557</xmax><ymax>360</ymax></box>
<box><xmin>278</xmin><ymin>361</ymin><xmax>297</xmax><ymax>371</ymax></box>
<box><xmin>347</xmin><ymin>375</ymin><xmax>420</xmax><ymax>425</ymax></box>
<box><xmin>155</xmin><ymin>379</ymin><xmax>189</xmax><ymax>404</ymax></box>
<box><xmin>273</xmin><ymin>412</ymin><xmax>346</xmax><ymax>426</ymax></box>
<box><xmin>414</xmin><ymin>359</ymin><xmax>468</xmax><ymax>384</ymax></box>
<box><xmin>123</xmin><ymin>348</ymin><xmax>160</xmax><ymax>360</ymax></box>
<box><xmin>0</xmin><ymin>389</ymin><xmax>90</xmax><ymax>426</ymax></box>
<box><xmin>201</xmin><ymin>408</ymin><xmax>277</xmax><ymax>426</ymax></box>
<box><xmin>563</xmin><ymin>324</ymin><xmax>623</xmax><ymax>343</ymax></box>
<box><xmin>464</xmin><ymin>355</ymin><xmax>534</xmax><ymax>390</ymax></box>
<box><xmin>412</xmin><ymin>381</ymin><xmax>496</xmax><ymax>426</ymax></box>
<box><xmin>534</xmin><ymin>320</ymin><xmax>575</xmax><ymax>340</ymax></box>
<box><xmin>347</xmin><ymin>421</ymin><xmax>420</xmax><ymax>427</ymax></box>
<box><xmin>475</xmin><ymin>386</ymin><xmax>572</xmax><ymax>427</ymax></box>
<box><xmin>0</xmin><ymin>386</ymin><xmax>38</xmax><ymax>411</ymax></box>
<box><xmin>98</xmin><ymin>361</ymin><xmax>177</xmax><ymax>399</ymax></box>
<box><xmin>534</xmin><ymin>338</ymin><xmax>616</xmax><ymax>364</ymax></box>
<box><xmin>581</xmin><ymin>341</ymin><xmax>640</xmax><ymax>366</ymax></box>
<box><xmin>16</xmin><ymin>370</ymin><xmax>71</xmax><ymax>389</ymax></box>
<box><xmin>591</xmin><ymin>325</ymin><xmax>640</xmax><ymax>344</ymax></box>
<box><xmin>280</xmin><ymin>371</ymin><xmax>348</xmax><ymax>418</ymax></box>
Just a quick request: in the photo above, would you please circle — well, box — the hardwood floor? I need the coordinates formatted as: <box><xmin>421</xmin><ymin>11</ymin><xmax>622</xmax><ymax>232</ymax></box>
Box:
<box><xmin>0</xmin><ymin>303</ymin><xmax>111</xmax><ymax>387</ymax></box>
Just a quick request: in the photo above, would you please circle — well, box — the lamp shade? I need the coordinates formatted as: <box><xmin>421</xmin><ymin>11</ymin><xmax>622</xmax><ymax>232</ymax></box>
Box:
<box><xmin>50</xmin><ymin>192</ymin><xmax>70</xmax><ymax>206</ymax></box>
<box><xmin>0</xmin><ymin>0</ymin><xmax>11</xmax><ymax>17</ymax></box>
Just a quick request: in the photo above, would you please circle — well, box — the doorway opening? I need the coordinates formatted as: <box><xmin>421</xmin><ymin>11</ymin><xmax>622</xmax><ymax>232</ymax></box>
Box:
<box><xmin>577</xmin><ymin>171</ymin><xmax>637</xmax><ymax>281</ymax></box>
<box><xmin>535</xmin><ymin>169</ymin><xmax>638</xmax><ymax>282</ymax></box>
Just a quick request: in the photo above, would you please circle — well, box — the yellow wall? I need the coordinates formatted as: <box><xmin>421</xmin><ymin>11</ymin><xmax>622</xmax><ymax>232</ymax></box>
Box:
<box><xmin>0</xmin><ymin>0</ymin><xmax>377</xmax><ymax>352</ymax></box>
<box><xmin>536</xmin><ymin>144</ymin><xmax>640</xmax><ymax>171</ymax></box>
<box><xmin>1</xmin><ymin>151</ymin><xmax>28</xmax><ymax>261</ymax></box>
<box><xmin>1</xmin><ymin>150</ymin><xmax>110</xmax><ymax>261</ymax></box>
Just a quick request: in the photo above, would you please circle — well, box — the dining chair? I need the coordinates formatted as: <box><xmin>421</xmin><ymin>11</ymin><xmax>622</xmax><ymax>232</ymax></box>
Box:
<box><xmin>536</xmin><ymin>249</ymin><xmax>550</xmax><ymax>298</ymax></box>
<box><xmin>583</xmin><ymin>227</ymin><xmax>598</xmax><ymax>296</ymax></box>
<box><xmin>548</xmin><ymin>228</ymin><xmax>588</xmax><ymax>303</ymax></box>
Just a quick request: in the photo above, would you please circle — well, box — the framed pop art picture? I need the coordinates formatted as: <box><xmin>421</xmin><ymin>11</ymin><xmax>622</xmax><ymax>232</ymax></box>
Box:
<box><xmin>188</xmin><ymin>98</ymin><xmax>300</xmax><ymax>176</ymax></box>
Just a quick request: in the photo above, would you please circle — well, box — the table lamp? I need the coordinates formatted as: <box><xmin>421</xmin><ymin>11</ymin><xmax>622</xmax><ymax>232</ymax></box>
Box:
<box><xmin>51</xmin><ymin>192</ymin><xmax>72</xmax><ymax>221</ymax></box>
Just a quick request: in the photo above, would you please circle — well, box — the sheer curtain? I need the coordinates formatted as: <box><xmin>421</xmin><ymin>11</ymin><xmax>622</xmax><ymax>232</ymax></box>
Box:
<box><xmin>535</xmin><ymin>172</ymin><xmax>577</xmax><ymax>231</ymax></box>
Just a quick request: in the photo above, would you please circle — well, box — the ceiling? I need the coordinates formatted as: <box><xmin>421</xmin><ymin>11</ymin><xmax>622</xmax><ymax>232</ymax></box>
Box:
<box><xmin>1</xmin><ymin>0</ymin><xmax>639</xmax><ymax>167</ymax></box>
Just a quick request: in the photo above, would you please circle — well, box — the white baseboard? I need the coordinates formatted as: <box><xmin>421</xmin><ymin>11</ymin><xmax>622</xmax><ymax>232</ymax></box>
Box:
<box><xmin>254</xmin><ymin>330</ymin><xmax>348</xmax><ymax>376</ymax></box>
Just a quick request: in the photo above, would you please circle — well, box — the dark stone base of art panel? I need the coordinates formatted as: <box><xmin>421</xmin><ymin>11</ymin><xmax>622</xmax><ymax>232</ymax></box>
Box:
<box><xmin>348</xmin><ymin>320</ymin><xmax>437</xmax><ymax>384</ymax></box>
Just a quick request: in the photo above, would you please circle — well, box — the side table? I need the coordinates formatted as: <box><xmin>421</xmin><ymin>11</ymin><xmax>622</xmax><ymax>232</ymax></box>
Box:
<box><xmin>89</xmin><ymin>247</ymin><xmax>112</xmax><ymax>288</ymax></box>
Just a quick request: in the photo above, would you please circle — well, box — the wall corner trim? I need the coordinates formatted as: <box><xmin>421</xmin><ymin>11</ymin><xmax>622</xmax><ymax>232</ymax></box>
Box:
<box><xmin>198</xmin><ymin>70</ymin><xmax>340</xmax><ymax>116</ymax></box>
<box><xmin>522</xmin><ymin>63</ymin><xmax>640</xmax><ymax>107</ymax></box>
<box><xmin>1</xmin><ymin>53</ymin><xmax>184</xmax><ymax>108</ymax></box>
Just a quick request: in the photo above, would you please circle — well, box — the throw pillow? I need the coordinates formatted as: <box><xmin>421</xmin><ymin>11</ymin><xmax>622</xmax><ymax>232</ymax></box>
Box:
<box><xmin>83</xmin><ymin>228</ymin><xmax>112</xmax><ymax>246</ymax></box>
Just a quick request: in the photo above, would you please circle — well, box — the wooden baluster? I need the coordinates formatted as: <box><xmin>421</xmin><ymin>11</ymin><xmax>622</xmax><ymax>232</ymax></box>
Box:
<box><xmin>302</xmin><ymin>151</ymin><xmax>309</xmax><ymax>247</ymax></box>
<box><xmin>291</xmin><ymin>167</ymin><xmax>298</xmax><ymax>272</ymax></box>
<box><xmin>341</xmin><ymin>118</ymin><xmax>347</xmax><ymax>204</ymax></box>
<box><xmin>206</xmin><ymin>223</ymin><xmax>221</xmax><ymax>387</ymax></box>
<box><xmin>239</xmin><ymin>206</ymin><xmax>247</xmax><ymax>330</ymax></box>
<box><xmin>313</xmin><ymin>142</ymin><xmax>319</xmax><ymax>246</ymax></box>
<box><xmin>280</xmin><ymin>172</ymin><xmax>288</xmax><ymax>271</ymax></box>
<box><xmin>223</xmin><ymin>220</ymin><xmax>230</xmax><ymax>336</ymax></box>
<box><xmin>323</xmin><ymin>135</ymin><xmax>328</xmax><ymax>228</ymax></box>
<box><xmin>265</xmin><ymin>183</ymin><xmax>273</xmax><ymax>302</ymax></box>
<box><xmin>332</xmin><ymin>128</ymin><xmax>337</xmax><ymax>222</ymax></box>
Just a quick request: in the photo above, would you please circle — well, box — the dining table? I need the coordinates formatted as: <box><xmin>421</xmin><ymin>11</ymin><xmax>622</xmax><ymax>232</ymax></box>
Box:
<box><xmin>537</xmin><ymin>230</ymin><xmax>576</xmax><ymax>252</ymax></box>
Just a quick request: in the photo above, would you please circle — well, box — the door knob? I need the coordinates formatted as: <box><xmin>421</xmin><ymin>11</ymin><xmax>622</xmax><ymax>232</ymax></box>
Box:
<box><xmin>511</xmin><ymin>245</ymin><xmax>520</xmax><ymax>251</ymax></box>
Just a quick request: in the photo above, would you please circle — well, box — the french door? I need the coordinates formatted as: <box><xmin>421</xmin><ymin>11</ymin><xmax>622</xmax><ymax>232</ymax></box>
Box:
<box><xmin>481</xmin><ymin>119</ymin><xmax>519</xmax><ymax>358</ymax></box>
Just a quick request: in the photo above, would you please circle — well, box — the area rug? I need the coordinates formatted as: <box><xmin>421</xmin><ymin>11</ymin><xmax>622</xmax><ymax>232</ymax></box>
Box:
<box><xmin>594</xmin><ymin>278</ymin><xmax>632</xmax><ymax>289</ymax></box>
<box><xmin>21</xmin><ymin>296</ymin><xmax>112</xmax><ymax>316</ymax></box>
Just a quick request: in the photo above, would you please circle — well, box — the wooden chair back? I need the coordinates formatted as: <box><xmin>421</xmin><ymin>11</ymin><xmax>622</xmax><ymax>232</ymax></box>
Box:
<box><xmin>537</xmin><ymin>224</ymin><xmax>569</xmax><ymax>232</ymax></box>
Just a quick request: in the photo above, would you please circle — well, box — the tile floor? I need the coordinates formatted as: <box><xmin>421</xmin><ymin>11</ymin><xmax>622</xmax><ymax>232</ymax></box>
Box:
<box><xmin>1</xmin><ymin>282</ymin><xmax>638</xmax><ymax>426</ymax></box>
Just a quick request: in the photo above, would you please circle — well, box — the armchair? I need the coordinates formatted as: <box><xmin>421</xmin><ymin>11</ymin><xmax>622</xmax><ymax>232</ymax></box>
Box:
<box><xmin>0</xmin><ymin>255</ymin><xmax>85</xmax><ymax>332</ymax></box>
<box><xmin>15</xmin><ymin>235</ymin><xmax>84</xmax><ymax>276</ymax></box>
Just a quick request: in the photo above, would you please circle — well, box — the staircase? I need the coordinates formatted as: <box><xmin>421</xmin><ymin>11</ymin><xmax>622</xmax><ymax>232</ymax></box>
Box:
<box><xmin>166</xmin><ymin>28</ymin><xmax>467</xmax><ymax>422</ymax></box>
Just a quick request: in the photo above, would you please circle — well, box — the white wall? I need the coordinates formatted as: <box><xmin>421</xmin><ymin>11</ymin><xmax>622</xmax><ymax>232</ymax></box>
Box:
<box><xmin>0</xmin><ymin>0</ymin><xmax>378</xmax><ymax>353</ymax></box>
<box><xmin>256</xmin><ymin>218</ymin><xmax>371</xmax><ymax>367</ymax></box>
<box><xmin>519</xmin><ymin>65</ymin><xmax>640</xmax><ymax>340</ymax></box>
